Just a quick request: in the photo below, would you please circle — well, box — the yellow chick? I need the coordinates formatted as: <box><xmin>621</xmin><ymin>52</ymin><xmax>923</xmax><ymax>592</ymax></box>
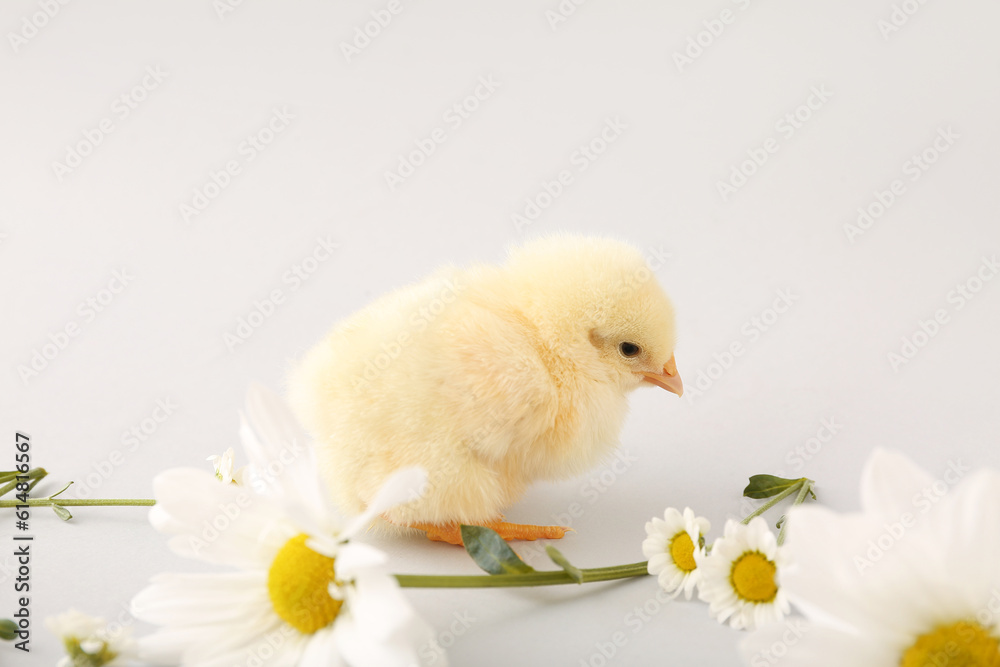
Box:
<box><xmin>287</xmin><ymin>235</ymin><xmax>682</xmax><ymax>545</ymax></box>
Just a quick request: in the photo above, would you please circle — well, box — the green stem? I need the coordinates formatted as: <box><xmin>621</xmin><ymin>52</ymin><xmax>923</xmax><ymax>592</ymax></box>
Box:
<box><xmin>777</xmin><ymin>480</ymin><xmax>812</xmax><ymax>546</ymax></box>
<box><xmin>0</xmin><ymin>499</ymin><xmax>155</xmax><ymax>508</ymax></box>
<box><xmin>396</xmin><ymin>561</ymin><xmax>649</xmax><ymax>588</ymax></box>
<box><xmin>0</xmin><ymin>468</ymin><xmax>47</xmax><ymax>497</ymax></box>
<box><xmin>25</xmin><ymin>471</ymin><xmax>48</xmax><ymax>495</ymax></box>
<box><xmin>741</xmin><ymin>480</ymin><xmax>805</xmax><ymax>525</ymax></box>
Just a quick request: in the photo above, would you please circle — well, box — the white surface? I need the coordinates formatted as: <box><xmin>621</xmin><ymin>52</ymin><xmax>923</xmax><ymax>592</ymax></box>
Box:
<box><xmin>2</xmin><ymin>1</ymin><xmax>999</xmax><ymax>665</ymax></box>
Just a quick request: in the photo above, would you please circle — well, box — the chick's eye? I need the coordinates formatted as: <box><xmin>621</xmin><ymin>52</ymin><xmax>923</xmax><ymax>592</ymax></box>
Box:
<box><xmin>619</xmin><ymin>342</ymin><xmax>641</xmax><ymax>358</ymax></box>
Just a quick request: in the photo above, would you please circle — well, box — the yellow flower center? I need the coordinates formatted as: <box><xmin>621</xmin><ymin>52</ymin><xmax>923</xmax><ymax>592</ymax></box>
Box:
<box><xmin>900</xmin><ymin>620</ymin><xmax>1000</xmax><ymax>667</ymax></box>
<box><xmin>669</xmin><ymin>531</ymin><xmax>697</xmax><ymax>572</ymax></box>
<box><xmin>267</xmin><ymin>534</ymin><xmax>343</xmax><ymax>634</ymax></box>
<box><xmin>730</xmin><ymin>551</ymin><xmax>778</xmax><ymax>603</ymax></box>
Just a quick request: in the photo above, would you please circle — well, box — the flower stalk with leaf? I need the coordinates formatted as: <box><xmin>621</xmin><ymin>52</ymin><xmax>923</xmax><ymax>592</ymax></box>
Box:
<box><xmin>0</xmin><ymin>387</ymin><xmax>817</xmax><ymax>665</ymax></box>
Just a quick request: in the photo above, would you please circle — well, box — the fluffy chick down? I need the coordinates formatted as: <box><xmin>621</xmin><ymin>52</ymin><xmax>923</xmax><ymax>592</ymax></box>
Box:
<box><xmin>287</xmin><ymin>235</ymin><xmax>679</xmax><ymax>530</ymax></box>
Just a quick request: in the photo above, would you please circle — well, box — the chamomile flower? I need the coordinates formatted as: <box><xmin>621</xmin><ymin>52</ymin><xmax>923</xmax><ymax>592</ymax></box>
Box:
<box><xmin>643</xmin><ymin>507</ymin><xmax>710</xmax><ymax>600</ymax></box>
<box><xmin>205</xmin><ymin>446</ymin><xmax>248</xmax><ymax>485</ymax></box>
<box><xmin>741</xmin><ymin>449</ymin><xmax>1000</xmax><ymax>666</ymax></box>
<box><xmin>132</xmin><ymin>384</ymin><xmax>444</xmax><ymax>667</ymax></box>
<box><xmin>46</xmin><ymin>609</ymin><xmax>136</xmax><ymax>667</ymax></box>
<box><xmin>697</xmin><ymin>517</ymin><xmax>791</xmax><ymax>630</ymax></box>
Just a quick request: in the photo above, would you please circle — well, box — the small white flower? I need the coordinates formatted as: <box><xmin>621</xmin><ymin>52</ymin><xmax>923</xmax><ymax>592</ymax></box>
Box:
<box><xmin>133</xmin><ymin>384</ymin><xmax>444</xmax><ymax>667</ymax></box>
<box><xmin>206</xmin><ymin>446</ymin><xmax>248</xmax><ymax>485</ymax></box>
<box><xmin>697</xmin><ymin>517</ymin><xmax>791</xmax><ymax>630</ymax></box>
<box><xmin>741</xmin><ymin>449</ymin><xmax>1000</xmax><ymax>666</ymax></box>
<box><xmin>643</xmin><ymin>507</ymin><xmax>710</xmax><ymax>600</ymax></box>
<box><xmin>46</xmin><ymin>609</ymin><xmax>136</xmax><ymax>667</ymax></box>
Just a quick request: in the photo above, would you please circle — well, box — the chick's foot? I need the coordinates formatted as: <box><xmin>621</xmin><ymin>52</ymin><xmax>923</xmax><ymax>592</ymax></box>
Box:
<box><xmin>409</xmin><ymin>520</ymin><xmax>569</xmax><ymax>546</ymax></box>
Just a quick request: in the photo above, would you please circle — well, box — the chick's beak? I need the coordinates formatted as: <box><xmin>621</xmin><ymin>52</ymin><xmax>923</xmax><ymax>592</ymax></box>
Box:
<box><xmin>641</xmin><ymin>354</ymin><xmax>683</xmax><ymax>397</ymax></box>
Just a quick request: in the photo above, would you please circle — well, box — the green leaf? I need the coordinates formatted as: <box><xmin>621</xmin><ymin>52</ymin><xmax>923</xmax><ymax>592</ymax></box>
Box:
<box><xmin>47</xmin><ymin>481</ymin><xmax>73</xmax><ymax>500</ymax></box>
<box><xmin>460</xmin><ymin>525</ymin><xmax>535</xmax><ymax>575</ymax></box>
<box><xmin>545</xmin><ymin>546</ymin><xmax>584</xmax><ymax>584</ymax></box>
<box><xmin>51</xmin><ymin>504</ymin><xmax>72</xmax><ymax>521</ymax></box>
<box><xmin>743</xmin><ymin>474</ymin><xmax>803</xmax><ymax>499</ymax></box>
<box><xmin>0</xmin><ymin>619</ymin><xmax>18</xmax><ymax>641</ymax></box>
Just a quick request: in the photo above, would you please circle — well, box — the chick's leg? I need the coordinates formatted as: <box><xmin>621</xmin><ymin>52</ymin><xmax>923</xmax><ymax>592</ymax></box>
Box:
<box><xmin>408</xmin><ymin>519</ymin><xmax>568</xmax><ymax>546</ymax></box>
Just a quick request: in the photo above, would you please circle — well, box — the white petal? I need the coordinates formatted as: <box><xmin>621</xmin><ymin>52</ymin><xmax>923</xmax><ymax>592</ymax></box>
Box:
<box><xmin>335</xmin><ymin>541</ymin><xmax>389</xmax><ymax>578</ymax></box>
<box><xmin>742</xmin><ymin>620</ymin><xmax>896</xmax><ymax>666</ymax></box>
<box><xmin>185</xmin><ymin>627</ymin><xmax>307</xmax><ymax>667</ymax></box>
<box><xmin>150</xmin><ymin>468</ymin><xmax>287</xmax><ymax>568</ymax></box>
<box><xmin>859</xmin><ymin>448</ymin><xmax>934</xmax><ymax>517</ymax></box>
<box><xmin>131</xmin><ymin>572</ymin><xmax>268</xmax><ymax>626</ymax></box>
<box><xmin>646</xmin><ymin>552</ymin><xmax>671</xmax><ymax>576</ymax></box>
<box><xmin>46</xmin><ymin>609</ymin><xmax>106</xmax><ymax>638</ymax></box>
<box><xmin>343</xmin><ymin>467</ymin><xmax>428</xmax><ymax>539</ymax></box>
<box><xmin>240</xmin><ymin>385</ymin><xmax>332</xmax><ymax>524</ymax></box>
<box><xmin>244</xmin><ymin>384</ymin><xmax>312</xmax><ymax>462</ymax></box>
<box><xmin>779</xmin><ymin>505</ymin><xmax>891</xmax><ymax>633</ymax></box>
<box><xmin>299</xmin><ymin>627</ymin><xmax>347</xmax><ymax>667</ymax></box>
<box><xmin>332</xmin><ymin>612</ymin><xmax>436</xmax><ymax>667</ymax></box>
<box><xmin>348</xmin><ymin>570</ymin><xmax>418</xmax><ymax>640</ymax></box>
<box><xmin>766</xmin><ymin>453</ymin><xmax>1000</xmax><ymax>666</ymax></box>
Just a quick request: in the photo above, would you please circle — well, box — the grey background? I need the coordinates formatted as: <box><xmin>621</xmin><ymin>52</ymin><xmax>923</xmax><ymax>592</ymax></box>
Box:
<box><xmin>2</xmin><ymin>1</ymin><xmax>999</xmax><ymax>664</ymax></box>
